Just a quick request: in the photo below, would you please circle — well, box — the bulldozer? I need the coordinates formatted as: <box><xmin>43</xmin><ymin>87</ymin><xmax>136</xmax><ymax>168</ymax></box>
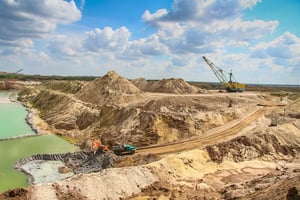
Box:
<box><xmin>202</xmin><ymin>56</ymin><xmax>245</xmax><ymax>92</ymax></box>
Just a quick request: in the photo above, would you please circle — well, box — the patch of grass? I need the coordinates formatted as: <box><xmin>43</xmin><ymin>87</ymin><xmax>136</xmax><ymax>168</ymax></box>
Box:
<box><xmin>0</xmin><ymin>72</ymin><xmax>96</xmax><ymax>81</ymax></box>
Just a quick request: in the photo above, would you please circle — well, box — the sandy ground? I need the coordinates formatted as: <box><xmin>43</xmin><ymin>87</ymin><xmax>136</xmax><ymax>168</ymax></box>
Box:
<box><xmin>3</xmin><ymin>97</ymin><xmax>298</xmax><ymax>200</ymax></box>
<box><xmin>1</xmin><ymin>74</ymin><xmax>299</xmax><ymax>199</ymax></box>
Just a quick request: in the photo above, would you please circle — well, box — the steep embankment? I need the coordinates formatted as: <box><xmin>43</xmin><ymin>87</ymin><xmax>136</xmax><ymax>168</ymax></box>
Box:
<box><xmin>0</xmin><ymin>81</ymin><xmax>24</xmax><ymax>90</ymax></box>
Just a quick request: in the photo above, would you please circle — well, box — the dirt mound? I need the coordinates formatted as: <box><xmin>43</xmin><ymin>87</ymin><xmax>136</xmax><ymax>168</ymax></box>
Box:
<box><xmin>28</xmin><ymin>166</ymin><xmax>157</xmax><ymax>200</ymax></box>
<box><xmin>206</xmin><ymin>134</ymin><xmax>297</xmax><ymax>163</ymax></box>
<box><xmin>132</xmin><ymin>78</ymin><xmax>205</xmax><ymax>94</ymax></box>
<box><xmin>131</xmin><ymin>180</ymin><xmax>220</xmax><ymax>200</ymax></box>
<box><xmin>51</xmin><ymin>183</ymin><xmax>87</xmax><ymax>200</ymax></box>
<box><xmin>131</xmin><ymin>78</ymin><xmax>148</xmax><ymax>90</ymax></box>
<box><xmin>0</xmin><ymin>188</ymin><xmax>30</xmax><ymax>200</ymax></box>
<box><xmin>76</xmin><ymin>71</ymin><xmax>141</xmax><ymax>105</ymax></box>
<box><xmin>257</xmin><ymin>182</ymin><xmax>300</xmax><ymax>200</ymax></box>
<box><xmin>220</xmin><ymin>158</ymin><xmax>300</xmax><ymax>200</ymax></box>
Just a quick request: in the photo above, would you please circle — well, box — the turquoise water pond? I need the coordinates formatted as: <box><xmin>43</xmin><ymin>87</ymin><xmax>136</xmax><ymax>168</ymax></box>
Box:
<box><xmin>0</xmin><ymin>91</ymin><xmax>34</xmax><ymax>138</ymax></box>
<box><xmin>0</xmin><ymin>91</ymin><xmax>77</xmax><ymax>192</ymax></box>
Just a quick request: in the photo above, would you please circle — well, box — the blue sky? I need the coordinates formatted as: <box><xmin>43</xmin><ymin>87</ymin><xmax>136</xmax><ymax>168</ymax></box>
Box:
<box><xmin>0</xmin><ymin>0</ymin><xmax>299</xmax><ymax>84</ymax></box>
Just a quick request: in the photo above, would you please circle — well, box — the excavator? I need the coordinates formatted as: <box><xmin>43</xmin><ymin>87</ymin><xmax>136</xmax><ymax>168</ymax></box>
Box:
<box><xmin>90</xmin><ymin>139</ymin><xmax>136</xmax><ymax>155</ymax></box>
<box><xmin>202</xmin><ymin>56</ymin><xmax>245</xmax><ymax>92</ymax></box>
<box><xmin>111</xmin><ymin>144</ymin><xmax>136</xmax><ymax>155</ymax></box>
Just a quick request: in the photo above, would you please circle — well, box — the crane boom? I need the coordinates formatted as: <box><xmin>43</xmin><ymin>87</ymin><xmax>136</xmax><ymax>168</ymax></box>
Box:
<box><xmin>202</xmin><ymin>56</ymin><xmax>245</xmax><ymax>92</ymax></box>
<box><xmin>14</xmin><ymin>69</ymin><xmax>23</xmax><ymax>74</ymax></box>
<box><xmin>202</xmin><ymin>56</ymin><xmax>228</xmax><ymax>84</ymax></box>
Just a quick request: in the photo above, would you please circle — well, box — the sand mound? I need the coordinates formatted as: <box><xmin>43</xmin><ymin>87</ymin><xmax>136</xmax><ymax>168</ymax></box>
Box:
<box><xmin>132</xmin><ymin>78</ymin><xmax>205</xmax><ymax>94</ymax></box>
<box><xmin>131</xmin><ymin>78</ymin><xmax>148</xmax><ymax>91</ymax></box>
<box><xmin>76</xmin><ymin>71</ymin><xmax>141</xmax><ymax>105</ymax></box>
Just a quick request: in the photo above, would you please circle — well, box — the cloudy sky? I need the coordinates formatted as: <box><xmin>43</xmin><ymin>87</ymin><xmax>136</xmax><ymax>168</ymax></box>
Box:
<box><xmin>0</xmin><ymin>0</ymin><xmax>299</xmax><ymax>84</ymax></box>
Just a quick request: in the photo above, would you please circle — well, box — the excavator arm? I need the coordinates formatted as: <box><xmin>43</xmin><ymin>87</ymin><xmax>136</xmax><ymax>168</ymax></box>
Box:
<box><xmin>202</xmin><ymin>56</ymin><xmax>228</xmax><ymax>84</ymax></box>
<box><xmin>202</xmin><ymin>56</ymin><xmax>245</xmax><ymax>92</ymax></box>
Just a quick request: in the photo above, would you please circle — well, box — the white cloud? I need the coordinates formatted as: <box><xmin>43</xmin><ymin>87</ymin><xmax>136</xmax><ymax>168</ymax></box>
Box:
<box><xmin>238</xmin><ymin>0</ymin><xmax>262</xmax><ymax>9</ymax></box>
<box><xmin>0</xmin><ymin>0</ymin><xmax>81</xmax><ymax>46</ymax></box>
<box><xmin>251</xmin><ymin>32</ymin><xmax>300</xmax><ymax>59</ymax></box>
<box><xmin>227</xmin><ymin>18</ymin><xmax>278</xmax><ymax>40</ymax></box>
<box><xmin>171</xmin><ymin>54</ymin><xmax>196</xmax><ymax>67</ymax></box>
<box><xmin>124</xmin><ymin>35</ymin><xmax>169</xmax><ymax>58</ymax></box>
<box><xmin>142</xmin><ymin>9</ymin><xmax>168</xmax><ymax>26</ymax></box>
<box><xmin>151</xmin><ymin>17</ymin><xmax>278</xmax><ymax>55</ymax></box>
<box><xmin>47</xmin><ymin>35</ymin><xmax>83</xmax><ymax>58</ymax></box>
<box><xmin>45</xmin><ymin>27</ymin><xmax>169</xmax><ymax>62</ymax></box>
<box><xmin>0</xmin><ymin>38</ymin><xmax>33</xmax><ymax>49</ymax></box>
<box><xmin>0</xmin><ymin>46</ymin><xmax>34</xmax><ymax>56</ymax></box>
<box><xmin>143</xmin><ymin>0</ymin><xmax>261</xmax><ymax>25</ymax></box>
<box><xmin>142</xmin><ymin>0</ymin><xmax>277</xmax><ymax>55</ymax></box>
<box><xmin>83</xmin><ymin>27</ymin><xmax>131</xmax><ymax>52</ymax></box>
<box><xmin>251</xmin><ymin>32</ymin><xmax>300</xmax><ymax>70</ymax></box>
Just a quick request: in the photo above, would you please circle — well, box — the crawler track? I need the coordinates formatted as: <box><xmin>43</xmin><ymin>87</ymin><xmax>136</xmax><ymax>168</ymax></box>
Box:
<box><xmin>137</xmin><ymin>106</ymin><xmax>272</xmax><ymax>155</ymax></box>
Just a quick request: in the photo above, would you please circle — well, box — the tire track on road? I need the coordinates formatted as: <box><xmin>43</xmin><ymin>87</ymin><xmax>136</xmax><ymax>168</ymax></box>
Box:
<box><xmin>137</xmin><ymin>106</ymin><xmax>272</xmax><ymax>155</ymax></box>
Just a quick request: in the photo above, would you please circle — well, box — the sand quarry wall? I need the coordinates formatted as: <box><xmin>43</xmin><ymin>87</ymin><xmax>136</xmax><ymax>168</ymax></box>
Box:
<box><xmin>18</xmin><ymin>71</ymin><xmax>260</xmax><ymax>147</ymax></box>
<box><xmin>21</xmin><ymin>88</ymin><xmax>256</xmax><ymax>147</ymax></box>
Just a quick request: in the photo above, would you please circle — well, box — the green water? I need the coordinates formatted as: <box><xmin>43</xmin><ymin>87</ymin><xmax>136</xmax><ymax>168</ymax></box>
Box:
<box><xmin>0</xmin><ymin>91</ymin><xmax>35</xmax><ymax>139</ymax></box>
<box><xmin>0</xmin><ymin>91</ymin><xmax>78</xmax><ymax>192</ymax></box>
<box><xmin>0</xmin><ymin>135</ymin><xmax>77</xmax><ymax>192</ymax></box>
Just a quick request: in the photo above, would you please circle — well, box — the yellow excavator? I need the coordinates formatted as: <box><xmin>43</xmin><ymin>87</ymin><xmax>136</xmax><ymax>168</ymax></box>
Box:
<box><xmin>202</xmin><ymin>56</ymin><xmax>245</xmax><ymax>92</ymax></box>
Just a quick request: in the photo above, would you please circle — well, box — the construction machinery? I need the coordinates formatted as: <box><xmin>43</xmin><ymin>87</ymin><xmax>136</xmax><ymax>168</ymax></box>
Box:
<box><xmin>202</xmin><ymin>56</ymin><xmax>245</xmax><ymax>92</ymax></box>
<box><xmin>90</xmin><ymin>139</ymin><xmax>109</xmax><ymax>154</ymax></box>
<box><xmin>90</xmin><ymin>139</ymin><xmax>136</xmax><ymax>155</ymax></box>
<box><xmin>111</xmin><ymin>144</ymin><xmax>136</xmax><ymax>155</ymax></box>
<box><xmin>14</xmin><ymin>69</ymin><xmax>23</xmax><ymax>74</ymax></box>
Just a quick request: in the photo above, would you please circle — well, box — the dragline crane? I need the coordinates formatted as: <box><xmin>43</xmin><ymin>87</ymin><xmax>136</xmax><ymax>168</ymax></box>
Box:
<box><xmin>14</xmin><ymin>69</ymin><xmax>23</xmax><ymax>74</ymax></box>
<box><xmin>202</xmin><ymin>56</ymin><xmax>245</xmax><ymax>92</ymax></box>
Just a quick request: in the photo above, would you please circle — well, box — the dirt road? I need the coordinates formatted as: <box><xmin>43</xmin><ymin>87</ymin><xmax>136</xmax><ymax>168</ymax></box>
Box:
<box><xmin>138</xmin><ymin>106</ymin><xmax>272</xmax><ymax>155</ymax></box>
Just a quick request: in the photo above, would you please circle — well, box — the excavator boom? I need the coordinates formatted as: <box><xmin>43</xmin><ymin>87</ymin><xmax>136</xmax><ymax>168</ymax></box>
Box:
<box><xmin>202</xmin><ymin>56</ymin><xmax>228</xmax><ymax>84</ymax></box>
<box><xmin>202</xmin><ymin>56</ymin><xmax>245</xmax><ymax>92</ymax></box>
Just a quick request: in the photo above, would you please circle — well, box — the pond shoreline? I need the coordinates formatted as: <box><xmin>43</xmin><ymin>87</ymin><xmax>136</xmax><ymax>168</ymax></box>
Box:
<box><xmin>15</xmin><ymin>153</ymin><xmax>73</xmax><ymax>185</ymax></box>
<box><xmin>0</xmin><ymin>91</ymin><xmax>79</xmax><ymax>192</ymax></box>
<box><xmin>20</xmin><ymin>160</ymin><xmax>74</xmax><ymax>185</ymax></box>
<box><xmin>0</xmin><ymin>133</ymin><xmax>40</xmax><ymax>141</ymax></box>
<box><xmin>1</xmin><ymin>91</ymin><xmax>41</xmax><ymax>140</ymax></box>
<box><xmin>15</xmin><ymin>99</ymin><xmax>81</xmax><ymax>186</ymax></box>
<box><xmin>15</xmin><ymin>91</ymin><xmax>53</xmax><ymax>137</ymax></box>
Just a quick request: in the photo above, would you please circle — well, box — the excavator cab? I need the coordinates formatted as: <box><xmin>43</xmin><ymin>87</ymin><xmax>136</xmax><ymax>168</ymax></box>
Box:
<box><xmin>90</xmin><ymin>139</ymin><xmax>109</xmax><ymax>154</ymax></box>
<box><xmin>124</xmin><ymin>144</ymin><xmax>136</xmax><ymax>154</ymax></box>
